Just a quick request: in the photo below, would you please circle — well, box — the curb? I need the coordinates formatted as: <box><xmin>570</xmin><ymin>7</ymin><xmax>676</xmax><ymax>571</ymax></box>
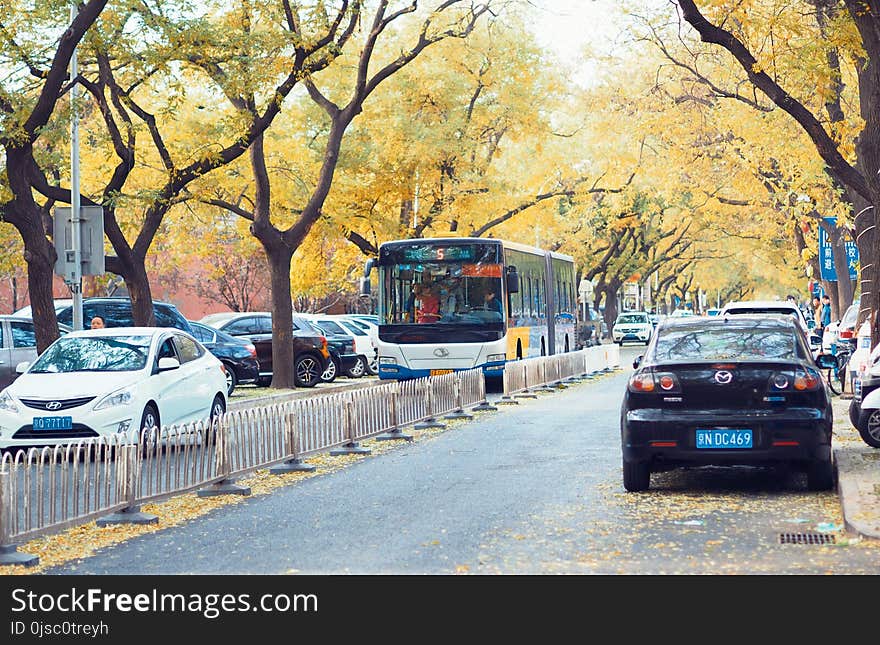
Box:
<box><xmin>831</xmin><ymin>395</ymin><xmax>880</xmax><ymax>541</ymax></box>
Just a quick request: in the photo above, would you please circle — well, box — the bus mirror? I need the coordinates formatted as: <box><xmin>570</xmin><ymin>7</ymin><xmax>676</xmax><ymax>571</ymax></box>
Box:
<box><xmin>506</xmin><ymin>266</ymin><xmax>519</xmax><ymax>294</ymax></box>
<box><xmin>359</xmin><ymin>276</ymin><xmax>371</xmax><ymax>298</ymax></box>
<box><xmin>363</xmin><ymin>258</ymin><xmax>374</xmax><ymax>278</ymax></box>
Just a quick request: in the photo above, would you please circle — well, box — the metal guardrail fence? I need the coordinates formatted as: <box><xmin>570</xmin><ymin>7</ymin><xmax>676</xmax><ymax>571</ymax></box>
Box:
<box><xmin>500</xmin><ymin>344</ymin><xmax>620</xmax><ymax>401</ymax></box>
<box><xmin>0</xmin><ymin>368</ymin><xmax>490</xmax><ymax>566</ymax></box>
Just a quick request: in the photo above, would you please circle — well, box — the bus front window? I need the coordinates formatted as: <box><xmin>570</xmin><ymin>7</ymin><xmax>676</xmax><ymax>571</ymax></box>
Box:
<box><xmin>382</xmin><ymin>262</ymin><xmax>504</xmax><ymax>325</ymax></box>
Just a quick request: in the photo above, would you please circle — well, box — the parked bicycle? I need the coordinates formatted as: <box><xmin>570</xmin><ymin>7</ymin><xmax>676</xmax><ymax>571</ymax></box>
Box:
<box><xmin>823</xmin><ymin>338</ymin><xmax>855</xmax><ymax>395</ymax></box>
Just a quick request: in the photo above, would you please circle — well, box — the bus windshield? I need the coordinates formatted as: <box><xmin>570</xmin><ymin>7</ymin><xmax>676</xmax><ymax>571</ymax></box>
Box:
<box><xmin>380</xmin><ymin>256</ymin><xmax>505</xmax><ymax>326</ymax></box>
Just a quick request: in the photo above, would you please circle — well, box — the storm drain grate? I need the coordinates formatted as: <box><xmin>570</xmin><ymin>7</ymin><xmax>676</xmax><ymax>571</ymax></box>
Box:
<box><xmin>778</xmin><ymin>532</ymin><xmax>837</xmax><ymax>545</ymax></box>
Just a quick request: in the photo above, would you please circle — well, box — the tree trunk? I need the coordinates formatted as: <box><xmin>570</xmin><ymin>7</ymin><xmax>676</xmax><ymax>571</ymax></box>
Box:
<box><xmin>263</xmin><ymin>242</ymin><xmax>296</xmax><ymax>389</ymax></box>
<box><xmin>22</xmin><ymin>232</ymin><xmax>60</xmax><ymax>352</ymax></box>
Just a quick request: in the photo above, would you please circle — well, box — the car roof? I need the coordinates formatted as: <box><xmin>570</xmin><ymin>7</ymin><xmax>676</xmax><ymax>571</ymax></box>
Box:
<box><xmin>200</xmin><ymin>311</ymin><xmax>269</xmax><ymax>324</ymax></box>
<box><xmin>64</xmin><ymin>326</ymin><xmax>181</xmax><ymax>338</ymax></box>
<box><xmin>722</xmin><ymin>300</ymin><xmax>801</xmax><ymax>311</ymax></box>
<box><xmin>661</xmin><ymin>313</ymin><xmax>799</xmax><ymax>330</ymax></box>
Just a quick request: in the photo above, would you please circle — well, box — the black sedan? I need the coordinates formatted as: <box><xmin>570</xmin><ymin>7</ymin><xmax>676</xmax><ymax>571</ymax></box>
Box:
<box><xmin>188</xmin><ymin>321</ymin><xmax>260</xmax><ymax>395</ymax></box>
<box><xmin>620</xmin><ymin>314</ymin><xmax>838</xmax><ymax>492</ymax></box>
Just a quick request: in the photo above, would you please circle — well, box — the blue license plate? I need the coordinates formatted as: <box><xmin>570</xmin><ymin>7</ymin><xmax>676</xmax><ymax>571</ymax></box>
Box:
<box><xmin>695</xmin><ymin>428</ymin><xmax>753</xmax><ymax>449</ymax></box>
<box><xmin>32</xmin><ymin>416</ymin><xmax>73</xmax><ymax>431</ymax></box>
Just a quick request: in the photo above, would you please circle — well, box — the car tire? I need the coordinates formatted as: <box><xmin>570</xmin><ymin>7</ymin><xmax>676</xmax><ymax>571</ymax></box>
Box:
<box><xmin>806</xmin><ymin>456</ymin><xmax>835</xmax><ymax>491</ymax></box>
<box><xmin>222</xmin><ymin>363</ymin><xmax>237</xmax><ymax>396</ymax></box>
<box><xmin>849</xmin><ymin>398</ymin><xmax>861</xmax><ymax>428</ymax></box>
<box><xmin>623</xmin><ymin>459</ymin><xmax>650</xmax><ymax>492</ymax></box>
<box><xmin>294</xmin><ymin>354</ymin><xmax>323</xmax><ymax>388</ymax></box>
<box><xmin>367</xmin><ymin>353</ymin><xmax>378</xmax><ymax>376</ymax></box>
<box><xmin>322</xmin><ymin>356</ymin><xmax>339</xmax><ymax>383</ymax></box>
<box><xmin>205</xmin><ymin>395</ymin><xmax>226</xmax><ymax>446</ymax></box>
<box><xmin>346</xmin><ymin>356</ymin><xmax>367</xmax><ymax>378</ymax></box>
<box><xmin>139</xmin><ymin>403</ymin><xmax>160</xmax><ymax>457</ymax></box>
<box><xmin>857</xmin><ymin>408</ymin><xmax>880</xmax><ymax>448</ymax></box>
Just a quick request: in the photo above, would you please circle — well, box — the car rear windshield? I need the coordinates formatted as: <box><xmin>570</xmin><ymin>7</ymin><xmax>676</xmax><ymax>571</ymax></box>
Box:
<box><xmin>725</xmin><ymin>307</ymin><xmax>800</xmax><ymax>321</ymax></box>
<box><xmin>653</xmin><ymin>327</ymin><xmax>799</xmax><ymax>362</ymax></box>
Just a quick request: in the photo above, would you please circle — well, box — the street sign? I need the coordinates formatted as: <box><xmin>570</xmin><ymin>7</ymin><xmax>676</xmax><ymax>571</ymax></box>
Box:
<box><xmin>53</xmin><ymin>205</ymin><xmax>105</xmax><ymax>279</ymax></box>
<box><xmin>818</xmin><ymin>216</ymin><xmax>858</xmax><ymax>282</ymax></box>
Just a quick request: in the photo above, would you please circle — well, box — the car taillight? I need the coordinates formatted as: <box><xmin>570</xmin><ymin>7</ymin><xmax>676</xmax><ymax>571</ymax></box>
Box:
<box><xmin>655</xmin><ymin>372</ymin><xmax>681</xmax><ymax>392</ymax></box>
<box><xmin>769</xmin><ymin>368</ymin><xmax>821</xmax><ymax>391</ymax></box>
<box><xmin>839</xmin><ymin>329</ymin><xmax>854</xmax><ymax>339</ymax></box>
<box><xmin>628</xmin><ymin>371</ymin><xmax>655</xmax><ymax>392</ymax></box>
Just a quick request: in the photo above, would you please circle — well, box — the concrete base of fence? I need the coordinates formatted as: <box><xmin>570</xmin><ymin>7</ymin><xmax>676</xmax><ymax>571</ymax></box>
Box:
<box><xmin>414</xmin><ymin>418</ymin><xmax>446</xmax><ymax>430</ymax></box>
<box><xmin>330</xmin><ymin>442</ymin><xmax>372</xmax><ymax>456</ymax></box>
<box><xmin>445</xmin><ymin>409</ymin><xmax>474</xmax><ymax>420</ymax></box>
<box><xmin>472</xmin><ymin>401</ymin><xmax>498</xmax><ymax>411</ymax></box>
<box><xmin>0</xmin><ymin>544</ymin><xmax>39</xmax><ymax>567</ymax></box>
<box><xmin>375</xmin><ymin>429</ymin><xmax>414</xmax><ymax>441</ymax></box>
<box><xmin>96</xmin><ymin>506</ymin><xmax>159</xmax><ymax>527</ymax></box>
<box><xmin>496</xmin><ymin>396</ymin><xmax>519</xmax><ymax>405</ymax></box>
<box><xmin>514</xmin><ymin>392</ymin><xmax>538</xmax><ymax>399</ymax></box>
<box><xmin>269</xmin><ymin>458</ymin><xmax>317</xmax><ymax>474</ymax></box>
<box><xmin>197</xmin><ymin>479</ymin><xmax>252</xmax><ymax>498</ymax></box>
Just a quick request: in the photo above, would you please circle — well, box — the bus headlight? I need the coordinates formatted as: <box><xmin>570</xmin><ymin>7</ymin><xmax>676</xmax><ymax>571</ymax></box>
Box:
<box><xmin>487</xmin><ymin>354</ymin><xmax>506</xmax><ymax>363</ymax></box>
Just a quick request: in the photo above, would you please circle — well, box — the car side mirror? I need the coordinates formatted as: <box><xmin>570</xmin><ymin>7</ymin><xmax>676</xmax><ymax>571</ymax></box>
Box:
<box><xmin>15</xmin><ymin>361</ymin><xmax>29</xmax><ymax>374</ymax></box>
<box><xmin>157</xmin><ymin>357</ymin><xmax>180</xmax><ymax>371</ymax></box>
<box><xmin>814</xmin><ymin>353</ymin><xmax>837</xmax><ymax>369</ymax></box>
<box><xmin>633</xmin><ymin>355</ymin><xmax>642</xmax><ymax>369</ymax></box>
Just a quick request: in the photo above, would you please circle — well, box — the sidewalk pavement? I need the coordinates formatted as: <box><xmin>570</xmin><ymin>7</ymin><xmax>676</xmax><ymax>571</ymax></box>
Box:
<box><xmin>832</xmin><ymin>395</ymin><xmax>880</xmax><ymax>540</ymax></box>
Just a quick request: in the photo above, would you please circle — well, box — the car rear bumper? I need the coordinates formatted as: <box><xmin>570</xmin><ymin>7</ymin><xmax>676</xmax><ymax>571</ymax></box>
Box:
<box><xmin>622</xmin><ymin>407</ymin><xmax>832</xmax><ymax>465</ymax></box>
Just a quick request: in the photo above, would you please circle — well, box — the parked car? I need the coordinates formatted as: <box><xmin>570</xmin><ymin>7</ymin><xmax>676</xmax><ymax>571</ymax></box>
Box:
<box><xmin>719</xmin><ymin>299</ymin><xmax>810</xmax><ymax>337</ymax></box>
<box><xmin>0</xmin><ymin>316</ymin><xmax>72</xmax><ymax>390</ymax></box>
<box><xmin>0</xmin><ymin>327</ymin><xmax>227</xmax><ymax>451</ymax></box>
<box><xmin>55</xmin><ymin>297</ymin><xmax>195</xmax><ymax>334</ymax></box>
<box><xmin>304</xmin><ymin>314</ymin><xmax>377</xmax><ymax>377</ymax></box>
<box><xmin>852</xmin><ymin>341</ymin><xmax>880</xmax><ymax>447</ymax></box>
<box><xmin>321</xmin><ymin>337</ymin><xmax>360</xmax><ymax>383</ymax></box>
<box><xmin>611</xmin><ymin>311</ymin><xmax>653</xmax><ymax>345</ymax></box>
<box><xmin>620</xmin><ymin>314</ymin><xmax>836</xmax><ymax>492</ymax></box>
<box><xmin>11</xmin><ymin>299</ymin><xmax>74</xmax><ymax>319</ymax></box>
<box><xmin>199</xmin><ymin>312</ymin><xmax>329</xmax><ymax>388</ymax></box>
<box><xmin>187</xmin><ymin>321</ymin><xmax>260</xmax><ymax>395</ymax></box>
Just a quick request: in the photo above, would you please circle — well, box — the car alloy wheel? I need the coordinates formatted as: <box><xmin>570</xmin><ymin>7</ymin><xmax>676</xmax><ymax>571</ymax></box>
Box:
<box><xmin>346</xmin><ymin>356</ymin><xmax>366</xmax><ymax>378</ymax></box>
<box><xmin>295</xmin><ymin>355</ymin><xmax>322</xmax><ymax>387</ymax></box>
<box><xmin>223</xmin><ymin>363</ymin><xmax>237</xmax><ymax>395</ymax></box>
<box><xmin>322</xmin><ymin>356</ymin><xmax>339</xmax><ymax>383</ymax></box>
<box><xmin>858</xmin><ymin>408</ymin><xmax>880</xmax><ymax>448</ymax></box>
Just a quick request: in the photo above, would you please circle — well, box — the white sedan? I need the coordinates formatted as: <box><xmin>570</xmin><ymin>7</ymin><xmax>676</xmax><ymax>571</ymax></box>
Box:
<box><xmin>0</xmin><ymin>327</ymin><xmax>228</xmax><ymax>450</ymax></box>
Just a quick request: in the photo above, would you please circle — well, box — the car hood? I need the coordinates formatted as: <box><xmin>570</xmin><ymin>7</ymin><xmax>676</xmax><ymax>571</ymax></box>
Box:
<box><xmin>7</xmin><ymin>370</ymin><xmax>145</xmax><ymax>398</ymax></box>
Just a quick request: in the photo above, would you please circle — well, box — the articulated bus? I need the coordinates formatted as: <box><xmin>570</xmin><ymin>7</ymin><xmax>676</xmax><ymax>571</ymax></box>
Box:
<box><xmin>360</xmin><ymin>237</ymin><xmax>577</xmax><ymax>382</ymax></box>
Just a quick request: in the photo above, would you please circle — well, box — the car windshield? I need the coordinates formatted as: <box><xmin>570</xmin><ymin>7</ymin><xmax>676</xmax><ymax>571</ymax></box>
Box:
<box><xmin>617</xmin><ymin>314</ymin><xmax>648</xmax><ymax>324</ymax></box>
<box><xmin>28</xmin><ymin>335</ymin><xmax>152</xmax><ymax>373</ymax></box>
<box><xmin>653</xmin><ymin>327</ymin><xmax>799</xmax><ymax>361</ymax></box>
<box><xmin>315</xmin><ymin>320</ymin><xmax>347</xmax><ymax>335</ymax></box>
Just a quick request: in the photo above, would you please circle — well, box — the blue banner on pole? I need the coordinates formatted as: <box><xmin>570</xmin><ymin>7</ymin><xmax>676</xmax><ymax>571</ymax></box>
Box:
<box><xmin>818</xmin><ymin>217</ymin><xmax>858</xmax><ymax>282</ymax></box>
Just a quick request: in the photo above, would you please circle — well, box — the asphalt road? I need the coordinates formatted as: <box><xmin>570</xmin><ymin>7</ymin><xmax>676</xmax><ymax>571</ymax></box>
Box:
<box><xmin>42</xmin><ymin>346</ymin><xmax>880</xmax><ymax>574</ymax></box>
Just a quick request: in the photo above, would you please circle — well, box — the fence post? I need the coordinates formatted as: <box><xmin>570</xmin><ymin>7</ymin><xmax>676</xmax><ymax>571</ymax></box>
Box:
<box><xmin>96</xmin><ymin>441</ymin><xmax>158</xmax><ymax>526</ymax></box>
<box><xmin>445</xmin><ymin>374</ymin><xmax>474</xmax><ymax>420</ymax></box>
<box><xmin>376</xmin><ymin>388</ymin><xmax>413</xmax><ymax>441</ymax></box>
<box><xmin>515</xmin><ymin>361</ymin><xmax>538</xmax><ymax>399</ymax></box>
<box><xmin>497</xmin><ymin>364</ymin><xmax>519</xmax><ymax>405</ymax></box>
<box><xmin>414</xmin><ymin>383</ymin><xmax>446</xmax><ymax>430</ymax></box>
<box><xmin>0</xmin><ymin>467</ymin><xmax>39</xmax><ymax>567</ymax></box>
<box><xmin>198</xmin><ymin>414</ymin><xmax>252</xmax><ymax>497</ymax></box>
<box><xmin>270</xmin><ymin>406</ymin><xmax>316</xmax><ymax>474</ymax></box>
<box><xmin>331</xmin><ymin>398</ymin><xmax>372</xmax><ymax>455</ymax></box>
<box><xmin>472</xmin><ymin>372</ymin><xmax>499</xmax><ymax>410</ymax></box>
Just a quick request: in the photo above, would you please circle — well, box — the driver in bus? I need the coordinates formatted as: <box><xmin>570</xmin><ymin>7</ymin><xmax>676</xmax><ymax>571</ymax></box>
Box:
<box><xmin>416</xmin><ymin>282</ymin><xmax>441</xmax><ymax>323</ymax></box>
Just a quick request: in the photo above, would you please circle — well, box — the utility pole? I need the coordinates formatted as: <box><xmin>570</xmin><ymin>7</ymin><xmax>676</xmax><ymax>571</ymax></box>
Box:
<box><xmin>68</xmin><ymin>2</ymin><xmax>83</xmax><ymax>330</ymax></box>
